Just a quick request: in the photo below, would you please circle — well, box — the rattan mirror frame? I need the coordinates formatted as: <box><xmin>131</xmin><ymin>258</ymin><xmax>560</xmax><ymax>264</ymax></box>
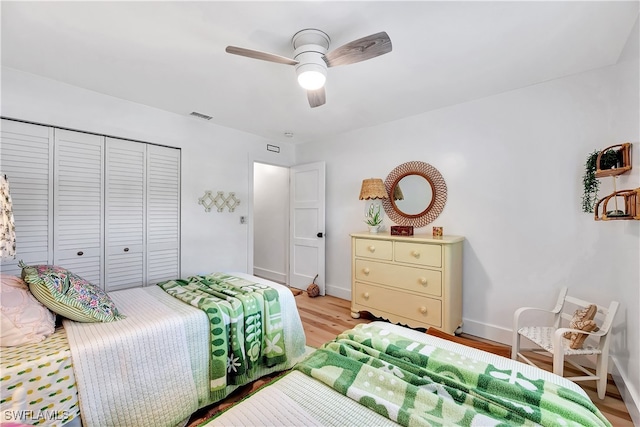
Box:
<box><xmin>382</xmin><ymin>161</ymin><xmax>447</xmax><ymax>228</ymax></box>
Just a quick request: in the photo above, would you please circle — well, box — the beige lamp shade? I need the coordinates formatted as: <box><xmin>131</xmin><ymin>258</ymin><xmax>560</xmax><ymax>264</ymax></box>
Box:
<box><xmin>359</xmin><ymin>178</ymin><xmax>388</xmax><ymax>200</ymax></box>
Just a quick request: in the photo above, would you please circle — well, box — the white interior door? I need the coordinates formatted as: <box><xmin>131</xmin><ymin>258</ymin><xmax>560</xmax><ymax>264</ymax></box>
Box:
<box><xmin>146</xmin><ymin>144</ymin><xmax>181</xmax><ymax>285</ymax></box>
<box><xmin>0</xmin><ymin>120</ymin><xmax>54</xmax><ymax>276</ymax></box>
<box><xmin>105</xmin><ymin>138</ymin><xmax>146</xmax><ymax>291</ymax></box>
<box><xmin>289</xmin><ymin>162</ymin><xmax>325</xmax><ymax>295</ymax></box>
<box><xmin>54</xmin><ymin>129</ymin><xmax>104</xmax><ymax>287</ymax></box>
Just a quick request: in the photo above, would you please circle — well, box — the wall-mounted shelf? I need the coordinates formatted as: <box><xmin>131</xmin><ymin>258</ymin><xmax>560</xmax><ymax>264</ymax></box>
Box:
<box><xmin>594</xmin><ymin>188</ymin><xmax>640</xmax><ymax>221</ymax></box>
<box><xmin>590</xmin><ymin>142</ymin><xmax>636</xmax><ymax>220</ymax></box>
<box><xmin>595</xmin><ymin>143</ymin><xmax>632</xmax><ymax>178</ymax></box>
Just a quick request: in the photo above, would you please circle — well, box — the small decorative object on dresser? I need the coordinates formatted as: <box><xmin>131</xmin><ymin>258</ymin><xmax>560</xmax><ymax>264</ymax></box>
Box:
<box><xmin>351</xmin><ymin>231</ymin><xmax>464</xmax><ymax>334</ymax></box>
<box><xmin>390</xmin><ymin>225</ymin><xmax>413</xmax><ymax>236</ymax></box>
<box><xmin>364</xmin><ymin>204</ymin><xmax>383</xmax><ymax>233</ymax></box>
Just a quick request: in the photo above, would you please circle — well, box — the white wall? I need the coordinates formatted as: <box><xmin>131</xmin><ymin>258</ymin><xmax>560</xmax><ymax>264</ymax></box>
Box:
<box><xmin>296</xmin><ymin>58</ymin><xmax>639</xmax><ymax>416</ymax></box>
<box><xmin>2</xmin><ymin>39</ymin><xmax>638</xmax><ymax>419</ymax></box>
<box><xmin>0</xmin><ymin>67</ymin><xmax>295</xmax><ymax>278</ymax></box>
<box><xmin>253</xmin><ymin>162</ymin><xmax>289</xmax><ymax>283</ymax></box>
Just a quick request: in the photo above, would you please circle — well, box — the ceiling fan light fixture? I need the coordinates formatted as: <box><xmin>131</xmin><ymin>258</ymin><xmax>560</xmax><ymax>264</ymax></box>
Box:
<box><xmin>294</xmin><ymin>48</ymin><xmax>328</xmax><ymax>90</ymax></box>
<box><xmin>297</xmin><ymin>65</ymin><xmax>327</xmax><ymax>90</ymax></box>
<box><xmin>226</xmin><ymin>28</ymin><xmax>391</xmax><ymax>107</ymax></box>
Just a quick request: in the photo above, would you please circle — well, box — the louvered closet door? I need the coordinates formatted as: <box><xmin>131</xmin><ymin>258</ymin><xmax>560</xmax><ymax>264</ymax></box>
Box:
<box><xmin>105</xmin><ymin>138</ymin><xmax>146</xmax><ymax>291</ymax></box>
<box><xmin>0</xmin><ymin>120</ymin><xmax>54</xmax><ymax>275</ymax></box>
<box><xmin>146</xmin><ymin>145</ymin><xmax>180</xmax><ymax>285</ymax></box>
<box><xmin>54</xmin><ymin>130</ymin><xmax>104</xmax><ymax>286</ymax></box>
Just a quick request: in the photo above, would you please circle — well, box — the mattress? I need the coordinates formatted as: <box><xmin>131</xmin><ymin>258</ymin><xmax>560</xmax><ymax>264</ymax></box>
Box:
<box><xmin>209</xmin><ymin>321</ymin><xmax>606</xmax><ymax>427</ymax></box>
<box><xmin>0</xmin><ymin>328</ymin><xmax>80</xmax><ymax>427</ymax></box>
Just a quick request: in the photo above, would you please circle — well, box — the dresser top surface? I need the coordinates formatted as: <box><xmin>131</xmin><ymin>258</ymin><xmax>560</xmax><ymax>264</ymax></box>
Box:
<box><xmin>351</xmin><ymin>231</ymin><xmax>464</xmax><ymax>244</ymax></box>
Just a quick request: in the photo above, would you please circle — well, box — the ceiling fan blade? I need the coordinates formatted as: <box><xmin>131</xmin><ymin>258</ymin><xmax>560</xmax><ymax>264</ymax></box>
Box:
<box><xmin>225</xmin><ymin>46</ymin><xmax>298</xmax><ymax>66</ymax></box>
<box><xmin>307</xmin><ymin>87</ymin><xmax>326</xmax><ymax>108</ymax></box>
<box><xmin>323</xmin><ymin>32</ymin><xmax>392</xmax><ymax>68</ymax></box>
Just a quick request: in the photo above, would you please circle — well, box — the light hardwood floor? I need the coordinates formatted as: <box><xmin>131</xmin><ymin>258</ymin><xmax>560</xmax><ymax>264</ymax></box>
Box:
<box><xmin>294</xmin><ymin>291</ymin><xmax>634</xmax><ymax>426</ymax></box>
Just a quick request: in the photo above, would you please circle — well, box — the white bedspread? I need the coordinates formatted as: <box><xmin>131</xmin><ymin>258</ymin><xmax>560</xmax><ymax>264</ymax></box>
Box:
<box><xmin>64</xmin><ymin>286</ymin><xmax>207</xmax><ymax>427</ymax></box>
<box><xmin>64</xmin><ymin>274</ymin><xmax>307</xmax><ymax>427</ymax></box>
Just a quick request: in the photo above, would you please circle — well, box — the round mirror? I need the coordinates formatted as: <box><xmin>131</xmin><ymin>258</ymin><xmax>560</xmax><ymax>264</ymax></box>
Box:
<box><xmin>392</xmin><ymin>174</ymin><xmax>434</xmax><ymax>216</ymax></box>
<box><xmin>382</xmin><ymin>161</ymin><xmax>447</xmax><ymax>228</ymax></box>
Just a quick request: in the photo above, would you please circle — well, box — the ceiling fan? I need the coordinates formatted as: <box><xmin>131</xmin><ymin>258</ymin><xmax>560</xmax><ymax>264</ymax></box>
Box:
<box><xmin>225</xmin><ymin>29</ymin><xmax>392</xmax><ymax>108</ymax></box>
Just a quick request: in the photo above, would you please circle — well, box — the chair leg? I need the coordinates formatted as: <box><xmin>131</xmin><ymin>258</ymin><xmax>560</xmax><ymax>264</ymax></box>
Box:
<box><xmin>553</xmin><ymin>350</ymin><xmax>564</xmax><ymax>377</ymax></box>
<box><xmin>596</xmin><ymin>354</ymin><xmax>607</xmax><ymax>400</ymax></box>
<box><xmin>511</xmin><ymin>332</ymin><xmax>519</xmax><ymax>360</ymax></box>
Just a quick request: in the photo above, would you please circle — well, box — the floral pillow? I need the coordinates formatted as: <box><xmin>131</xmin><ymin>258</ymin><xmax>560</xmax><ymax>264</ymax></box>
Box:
<box><xmin>20</xmin><ymin>262</ymin><xmax>125</xmax><ymax>323</ymax></box>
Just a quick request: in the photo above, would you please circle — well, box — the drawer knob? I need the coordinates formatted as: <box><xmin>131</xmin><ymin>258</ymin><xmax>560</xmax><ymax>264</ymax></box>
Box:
<box><xmin>363</xmin><ymin>292</ymin><xmax>370</xmax><ymax>299</ymax></box>
<box><xmin>411</xmin><ymin>251</ymin><xmax>421</xmax><ymax>258</ymax></box>
<box><xmin>363</xmin><ymin>268</ymin><xmax>370</xmax><ymax>275</ymax></box>
<box><xmin>368</xmin><ymin>245</ymin><xmax>376</xmax><ymax>252</ymax></box>
<box><xmin>420</xmin><ymin>277</ymin><xmax>428</xmax><ymax>285</ymax></box>
<box><xmin>419</xmin><ymin>306</ymin><xmax>428</xmax><ymax>314</ymax></box>
<box><xmin>77</xmin><ymin>251</ymin><xmax>84</xmax><ymax>256</ymax></box>
<box><xmin>124</xmin><ymin>247</ymin><xmax>130</xmax><ymax>252</ymax></box>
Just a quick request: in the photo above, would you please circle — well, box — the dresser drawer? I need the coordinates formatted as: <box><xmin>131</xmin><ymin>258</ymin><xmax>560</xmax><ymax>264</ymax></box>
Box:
<box><xmin>354</xmin><ymin>238</ymin><xmax>392</xmax><ymax>261</ymax></box>
<box><xmin>354</xmin><ymin>282</ymin><xmax>442</xmax><ymax>326</ymax></box>
<box><xmin>394</xmin><ymin>241</ymin><xmax>442</xmax><ymax>267</ymax></box>
<box><xmin>354</xmin><ymin>259</ymin><xmax>442</xmax><ymax>297</ymax></box>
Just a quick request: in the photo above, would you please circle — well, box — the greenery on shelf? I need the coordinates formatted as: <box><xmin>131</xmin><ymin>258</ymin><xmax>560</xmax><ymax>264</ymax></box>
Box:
<box><xmin>581</xmin><ymin>149</ymin><xmax>620</xmax><ymax>213</ymax></box>
<box><xmin>364</xmin><ymin>204</ymin><xmax>383</xmax><ymax>226</ymax></box>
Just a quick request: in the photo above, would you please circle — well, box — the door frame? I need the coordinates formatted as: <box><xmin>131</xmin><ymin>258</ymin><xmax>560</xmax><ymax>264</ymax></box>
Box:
<box><xmin>247</xmin><ymin>154</ymin><xmax>293</xmax><ymax>280</ymax></box>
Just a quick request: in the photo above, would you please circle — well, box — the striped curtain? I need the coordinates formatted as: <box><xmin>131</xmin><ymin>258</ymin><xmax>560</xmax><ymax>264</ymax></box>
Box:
<box><xmin>1</xmin><ymin>174</ymin><xmax>16</xmax><ymax>259</ymax></box>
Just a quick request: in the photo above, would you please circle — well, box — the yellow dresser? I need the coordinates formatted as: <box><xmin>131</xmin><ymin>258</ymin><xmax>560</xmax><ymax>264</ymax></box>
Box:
<box><xmin>351</xmin><ymin>232</ymin><xmax>464</xmax><ymax>334</ymax></box>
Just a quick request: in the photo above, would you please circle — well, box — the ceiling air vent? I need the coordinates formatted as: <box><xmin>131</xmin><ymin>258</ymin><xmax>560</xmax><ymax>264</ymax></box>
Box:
<box><xmin>190</xmin><ymin>111</ymin><xmax>213</xmax><ymax>120</ymax></box>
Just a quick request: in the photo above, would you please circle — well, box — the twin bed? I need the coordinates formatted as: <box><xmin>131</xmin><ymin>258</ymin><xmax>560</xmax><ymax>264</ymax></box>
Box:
<box><xmin>1</xmin><ymin>272</ymin><xmax>307</xmax><ymax>427</ymax></box>
<box><xmin>2</xmin><ymin>272</ymin><xmax>611</xmax><ymax>427</ymax></box>
<box><xmin>210</xmin><ymin>322</ymin><xmax>611</xmax><ymax>427</ymax></box>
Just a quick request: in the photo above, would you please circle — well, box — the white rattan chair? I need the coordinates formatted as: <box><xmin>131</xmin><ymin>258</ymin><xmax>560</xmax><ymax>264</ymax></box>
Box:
<box><xmin>511</xmin><ymin>287</ymin><xmax>619</xmax><ymax>399</ymax></box>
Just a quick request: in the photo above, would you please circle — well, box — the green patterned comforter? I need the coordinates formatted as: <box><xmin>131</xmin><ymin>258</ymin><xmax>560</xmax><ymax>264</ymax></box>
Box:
<box><xmin>297</xmin><ymin>324</ymin><xmax>610</xmax><ymax>427</ymax></box>
<box><xmin>158</xmin><ymin>273</ymin><xmax>286</xmax><ymax>401</ymax></box>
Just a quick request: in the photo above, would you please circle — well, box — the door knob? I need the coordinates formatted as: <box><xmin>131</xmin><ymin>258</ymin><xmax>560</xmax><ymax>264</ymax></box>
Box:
<box><xmin>317</xmin><ymin>232</ymin><xmax>323</xmax><ymax>238</ymax></box>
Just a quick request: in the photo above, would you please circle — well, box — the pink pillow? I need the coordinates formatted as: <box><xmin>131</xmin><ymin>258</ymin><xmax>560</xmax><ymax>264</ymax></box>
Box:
<box><xmin>1</xmin><ymin>274</ymin><xmax>55</xmax><ymax>347</ymax></box>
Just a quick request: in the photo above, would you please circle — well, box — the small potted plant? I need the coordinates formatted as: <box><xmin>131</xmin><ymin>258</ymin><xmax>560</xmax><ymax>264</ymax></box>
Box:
<box><xmin>364</xmin><ymin>204</ymin><xmax>383</xmax><ymax>233</ymax></box>
<box><xmin>582</xmin><ymin>149</ymin><xmax>621</xmax><ymax>213</ymax></box>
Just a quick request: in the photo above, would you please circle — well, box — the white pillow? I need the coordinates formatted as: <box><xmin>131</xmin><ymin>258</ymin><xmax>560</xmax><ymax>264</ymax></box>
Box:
<box><xmin>1</xmin><ymin>274</ymin><xmax>55</xmax><ymax>347</ymax></box>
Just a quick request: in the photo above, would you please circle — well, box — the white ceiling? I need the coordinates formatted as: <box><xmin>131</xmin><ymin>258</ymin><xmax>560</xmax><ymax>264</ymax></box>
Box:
<box><xmin>1</xmin><ymin>1</ymin><xmax>638</xmax><ymax>144</ymax></box>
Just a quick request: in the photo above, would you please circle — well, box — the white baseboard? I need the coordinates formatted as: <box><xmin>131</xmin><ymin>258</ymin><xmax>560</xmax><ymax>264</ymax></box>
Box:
<box><xmin>611</xmin><ymin>356</ymin><xmax>640</xmax><ymax>426</ymax></box>
<box><xmin>326</xmin><ymin>284</ymin><xmax>350</xmax><ymax>300</ymax></box>
<box><xmin>461</xmin><ymin>317</ymin><xmax>513</xmax><ymax>345</ymax></box>
<box><xmin>252</xmin><ymin>267</ymin><xmax>286</xmax><ymax>285</ymax></box>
